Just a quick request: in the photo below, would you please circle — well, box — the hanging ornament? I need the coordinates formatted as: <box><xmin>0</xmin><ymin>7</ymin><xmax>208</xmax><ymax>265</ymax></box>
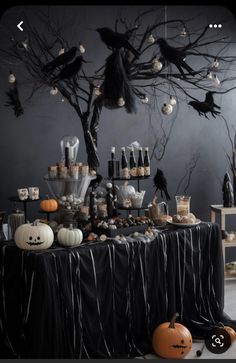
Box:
<box><xmin>61</xmin><ymin>98</ymin><xmax>65</xmax><ymax>102</ymax></box>
<box><xmin>117</xmin><ymin>97</ymin><xmax>125</xmax><ymax>107</ymax></box>
<box><xmin>58</xmin><ymin>48</ymin><xmax>65</xmax><ymax>55</ymax></box>
<box><xmin>161</xmin><ymin>103</ymin><xmax>173</xmax><ymax>115</ymax></box>
<box><xmin>212</xmin><ymin>58</ymin><xmax>219</xmax><ymax>69</ymax></box>
<box><xmin>8</xmin><ymin>71</ymin><xmax>16</xmax><ymax>83</ymax></box>
<box><xmin>207</xmin><ymin>71</ymin><xmax>213</xmax><ymax>80</ymax></box>
<box><xmin>50</xmin><ymin>86</ymin><xmax>58</xmax><ymax>96</ymax></box>
<box><xmin>79</xmin><ymin>43</ymin><xmax>85</xmax><ymax>54</ymax></box>
<box><xmin>94</xmin><ymin>85</ymin><xmax>102</xmax><ymax>96</ymax></box>
<box><xmin>180</xmin><ymin>28</ymin><xmax>187</xmax><ymax>37</ymax></box>
<box><xmin>147</xmin><ymin>34</ymin><xmax>155</xmax><ymax>44</ymax></box>
<box><xmin>152</xmin><ymin>58</ymin><xmax>163</xmax><ymax>73</ymax></box>
<box><xmin>141</xmin><ymin>95</ymin><xmax>149</xmax><ymax>104</ymax></box>
<box><xmin>169</xmin><ymin>96</ymin><xmax>176</xmax><ymax>106</ymax></box>
<box><xmin>213</xmin><ymin>74</ymin><xmax>220</xmax><ymax>87</ymax></box>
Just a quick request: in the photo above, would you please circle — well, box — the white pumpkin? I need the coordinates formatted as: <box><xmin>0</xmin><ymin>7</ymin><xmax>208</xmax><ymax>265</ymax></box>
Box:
<box><xmin>117</xmin><ymin>181</ymin><xmax>136</xmax><ymax>204</ymax></box>
<box><xmin>57</xmin><ymin>224</ymin><xmax>83</xmax><ymax>247</ymax></box>
<box><xmin>14</xmin><ymin>220</ymin><xmax>54</xmax><ymax>250</ymax></box>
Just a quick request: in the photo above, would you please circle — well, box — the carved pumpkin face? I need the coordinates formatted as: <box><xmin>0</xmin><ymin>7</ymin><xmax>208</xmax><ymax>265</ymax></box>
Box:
<box><xmin>14</xmin><ymin>220</ymin><xmax>54</xmax><ymax>250</ymax></box>
<box><xmin>152</xmin><ymin>313</ymin><xmax>192</xmax><ymax>359</ymax></box>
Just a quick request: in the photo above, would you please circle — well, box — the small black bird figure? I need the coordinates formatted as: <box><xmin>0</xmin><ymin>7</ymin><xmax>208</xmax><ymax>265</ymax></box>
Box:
<box><xmin>153</xmin><ymin>168</ymin><xmax>171</xmax><ymax>201</ymax></box>
<box><xmin>42</xmin><ymin>46</ymin><xmax>78</xmax><ymax>73</ymax></box>
<box><xmin>96</xmin><ymin>27</ymin><xmax>140</xmax><ymax>57</ymax></box>
<box><xmin>5</xmin><ymin>84</ymin><xmax>24</xmax><ymax>117</ymax></box>
<box><xmin>52</xmin><ymin>56</ymin><xmax>83</xmax><ymax>83</ymax></box>
<box><xmin>188</xmin><ymin>92</ymin><xmax>221</xmax><ymax>119</ymax></box>
<box><xmin>156</xmin><ymin>38</ymin><xmax>195</xmax><ymax>78</ymax></box>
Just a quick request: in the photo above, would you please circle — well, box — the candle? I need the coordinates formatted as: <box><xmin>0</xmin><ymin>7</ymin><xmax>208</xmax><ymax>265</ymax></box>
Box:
<box><xmin>175</xmin><ymin>195</ymin><xmax>191</xmax><ymax>216</ymax></box>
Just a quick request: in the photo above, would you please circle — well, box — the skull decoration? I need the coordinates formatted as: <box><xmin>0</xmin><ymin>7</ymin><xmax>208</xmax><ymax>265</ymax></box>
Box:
<box><xmin>152</xmin><ymin>313</ymin><xmax>192</xmax><ymax>359</ymax></box>
<box><xmin>161</xmin><ymin>103</ymin><xmax>173</xmax><ymax>115</ymax></box>
<box><xmin>28</xmin><ymin>187</ymin><xmax>40</xmax><ymax>200</ymax></box>
<box><xmin>17</xmin><ymin>188</ymin><xmax>29</xmax><ymax>201</ymax></box>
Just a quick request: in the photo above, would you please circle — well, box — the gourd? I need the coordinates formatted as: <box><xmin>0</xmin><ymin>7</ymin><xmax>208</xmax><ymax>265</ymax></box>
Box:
<box><xmin>14</xmin><ymin>220</ymin><xmax>54</xmax><ymax>250</ymax></box>
<box><xmin>40</xmin><ymin>196</ymin><xmax>58</xmax><ymax>212</ymax></box>
<box><xmin>152</xmin><ymin>313</ymin><xmax>192</xmax><ymax>359</ymax></box>
<box><xmin>57</xmin><ymin>224</ymin><xmax>83</xmax><ymax>246</ymax></box>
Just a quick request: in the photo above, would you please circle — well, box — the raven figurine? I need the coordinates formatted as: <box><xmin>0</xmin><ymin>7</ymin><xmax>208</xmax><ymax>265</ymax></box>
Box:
<box><xmin>188</xmin><ymin>92</ymin><xmax>221</xmax><ymax>119</ymax></box>
<box><xmin>5</xmin><ymin>84</ymin><xmax>24</xmax><ymax>117</ymax></box>
<box><xmin>42</xmin><ymin>46</ymin><xmax>78</xmax><ymax>73</ymax></box>
<box><xmin>52</xmin><ymin>56</ymin><xmax>83</xmax><ymax>82</ymax></box>
<box><xmin>96</xmin><ymin>27</ymin><xmax>140</xmax><ymax>57</ymax></box>
<box><xmin>156</xmin><ymin>38</ymin><xmax>195</xmax><ymax>78</ymax></box>
<box><xmin>153</xmin><ymin>168</ymin><xmax>171</xmax><ymax>201</ymax></box>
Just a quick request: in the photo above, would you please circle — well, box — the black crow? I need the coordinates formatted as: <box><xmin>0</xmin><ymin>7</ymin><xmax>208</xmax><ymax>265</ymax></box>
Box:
<box><xmin>5</xmin><ymin>84</ymin><xmax>24</xmax><ymax>117</ymax></box>
<box><xmin>42</xmin><ymin>46</ymin><xmax>78</xmax><ymax>73</ymax></box>
<box><xmin>52</xmin><ymin>56</ymin><xmax>83</xmax><ymax>82</ymax></box>
<box><xmin>96</xmin><ymin>27</ymin><xmax>140</xmax><ymax>57</ymax></box>
<box><xmin>153</xmin><ymin>168</ymin><xmax>171</xmax><ymax>201</ymax></box>
<box><xmin>89</xmin><ymin>174</ymin><xmax>103</xmax><ymax>190</ymax></box>
<box><xmin>188</xmin><ymin>92</ymin><xmax>221</xmax><ymax>119</ymax></box>
<box><xmin>156</xmin><ymin>38</ymin><xmax>195</xmax><ymax>78</ymax></box>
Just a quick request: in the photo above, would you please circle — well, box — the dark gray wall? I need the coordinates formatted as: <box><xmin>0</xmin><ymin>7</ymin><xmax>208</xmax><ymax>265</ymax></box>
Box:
<box><xmin>1</xmin><ymin>5</ymin><xmax>236</xmax><ymax>259</ymax></box>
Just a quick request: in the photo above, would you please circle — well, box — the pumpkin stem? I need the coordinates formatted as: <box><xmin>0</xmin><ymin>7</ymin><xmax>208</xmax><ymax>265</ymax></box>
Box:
<box><xmin>33</xmin><ymin>219</ymin><xmax>40</xmax><ymax>226</ymax></box>
<box><xmin>169</xmin><ymin>313</ymin><xmax>179</xmax><ymax>328</ymax></box>
<box><xmin>69</xmin><ymin>224</ymin><xmax>73</xmax><ymax>230</ymax></box>
<box><xmin>218</xmin><ymin>322</ymin><xmax>225</xmax><ymax>328</ymax></box>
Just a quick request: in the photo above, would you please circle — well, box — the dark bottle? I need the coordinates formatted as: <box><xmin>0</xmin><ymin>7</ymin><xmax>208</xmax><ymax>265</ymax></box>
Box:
<box><xmin>137</xmin><ymin>147</ymin><xmax>144</xmax><ymax>177</ymax></box>
<box><xmin>129</xmin><ymin>147</ymin><xmax>137</xmax><ymax>177</ymax></box>
<box><xmin>108</xmin><ymin>146</ymin><xmax>116</xmax><ymax>178</ymax></box>
<box><xmin>144</xmin><ymin>147</ymin><xmax>150</xmax><ymax>176</ymax></box>
<box><xmin>121</xmin><ymin>147</ymin><xmax>130</xmax><ymax>179</ymax></box>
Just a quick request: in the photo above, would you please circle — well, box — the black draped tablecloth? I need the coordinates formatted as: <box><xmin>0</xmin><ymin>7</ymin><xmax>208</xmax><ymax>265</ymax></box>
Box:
<box><xmin>0</xmin><ymin>222</ymin><xmax>235</xmax><ymax>358</ymax></box>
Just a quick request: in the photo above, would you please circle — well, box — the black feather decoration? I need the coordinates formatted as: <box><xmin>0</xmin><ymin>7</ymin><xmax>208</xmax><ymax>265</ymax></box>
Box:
<box><xmin>5</xmin><ymin>83</ymin><xmax>24</xmax><ymax>117</ymax></box>
<box><xmin>101</xmin><ymin>49</ymin><xmax>136</xmax><ymax>113</ymax></box>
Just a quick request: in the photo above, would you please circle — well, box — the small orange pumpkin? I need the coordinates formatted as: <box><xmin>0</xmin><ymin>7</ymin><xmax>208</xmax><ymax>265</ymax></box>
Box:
<box><xmin>218</xmin><ymin>323</ymin><xmax>236</xmax><ymax>343</ymax></box>
<box><xmin>40</xmin><ymin>196</ymin><xmax>58</xmax><ymax>212</ymax></box>
<box><xmin>152</xmin><ymin>313</ymin><xmax>192</xmax><ymax>359</ymax></box>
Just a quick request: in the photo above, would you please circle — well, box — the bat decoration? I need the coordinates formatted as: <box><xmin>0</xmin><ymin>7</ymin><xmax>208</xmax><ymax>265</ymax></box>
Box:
<box><xmin>96</xmin><ymin>27</ymin><xmax>140</xmax><ymax>57</ymax></box>
<box><xmin>52</xmin><ymin>56</ymin><xmax>84</xmax><ymax>83</ymax></box>
<box><xmin>42</xmin><ymin>46</ymin><xmax>78</xmax><ymax>73</ymax></box>
<box><xmin>5</xmin><ymin>83</ymin><xmax>24</xmax><ymax>117</ymax></box>
<box><xmin>153</xmin><ymin>167</ymin><xmax>171</xmax><ymax>200</ymax></box>
<box><xmin>101</xmin><ymin>49</ymin><xmax>136</xmax><ymax>113</ymax></box>
<box><xmin>156</xmin><ymin>38</ymin><xmax>195</xmax><ymax>78</ymax></box>
<box><xmin>188</xmin><ymin>92</ymin><xmax>221</xmax><ymax>119</ymax></box>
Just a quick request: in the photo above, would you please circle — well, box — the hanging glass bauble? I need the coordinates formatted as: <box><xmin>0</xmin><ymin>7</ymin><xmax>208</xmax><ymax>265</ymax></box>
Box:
<box><xmin>161</xmin><ymin>103</ymin><xmax>173</xmax><ymax>115</ymax></box>
<box><xmin>58</xmin><ymin>48</ymin><xmax>65</xmax><ymax>55</ymax></box>
<box><xmin>169</xmin><ymin>96</ymin><xmax>177</xmax><ymax>106</ymax></box>
<box><xmin>95</xmin><ymin>86</ymin><xmax>102</xmax><ymax>96</ymax></box>
<box><xmin>152</xmin><ymin>59</ymin><xmax>163</xmax><ymax>72</ymax></box>
<box><xmin>180</xmin><ymin>28</ymin><xmax>187</xmax><ymax>37</ymax></box>
<box><xmin>141</xmin><ymin>95</ymin><xmax>149</xmax><ymax>104</ymax></box>
<box><xmin>50</xmin><ymin>87</ymin><xmax>58</xmax><ymax>95</ymax></box>
<box><xmin>8</xmin><ymin>71</ymin><xmax>16</xmax><ymax>83</ymax></box>
<box><xmin>147</xmin><ymin>34</ymin><xmax>155</xmax><ymax>44</ymax></box>
<box><xmin>118</xmin><ymin>97</ymin><xmax>125</xmax><ymax>107</ymax></box>
<box><xmin>79</xmin><ymin>43</ymin><xmax>85</xmax><ymax>54</ymax></box>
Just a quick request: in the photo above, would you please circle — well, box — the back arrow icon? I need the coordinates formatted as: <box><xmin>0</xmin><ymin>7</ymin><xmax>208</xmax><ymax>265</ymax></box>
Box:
<box><xmin>17</xmin><ymin>21</ymin><xmax>24</xmax><ymax>31</ymax></box>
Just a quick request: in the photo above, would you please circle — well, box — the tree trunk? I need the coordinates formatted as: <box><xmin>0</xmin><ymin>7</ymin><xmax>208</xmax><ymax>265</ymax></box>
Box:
<box><xmin>81</xmin><ymin>114</ymin><xmax>100</xmax><ymax>170</ymax></box>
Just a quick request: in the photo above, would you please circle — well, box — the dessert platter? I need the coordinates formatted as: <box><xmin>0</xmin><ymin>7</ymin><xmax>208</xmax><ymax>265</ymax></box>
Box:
<box><xmin>168</xmin><ymin>212</ymin><xmax>201</xmax><ymax>227</ymax></box>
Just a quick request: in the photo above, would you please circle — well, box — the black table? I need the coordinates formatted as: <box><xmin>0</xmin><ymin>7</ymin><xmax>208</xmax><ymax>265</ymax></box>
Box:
<box><xmin>0</xmin><ymin>222</ymin><xmax>235</xmax><ymax>358</ymax></box>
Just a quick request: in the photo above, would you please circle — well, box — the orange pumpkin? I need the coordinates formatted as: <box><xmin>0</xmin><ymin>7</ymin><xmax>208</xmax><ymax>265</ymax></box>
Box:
<box><xmin>220</xmin><ymin>324</ymin><xmax>236</xmax><ymax>343</ymax></box>
<box><xmin>152</xmin><ymin>313</ymin><xmax>192</xmax><ymax>359</ymax></box>
<box><xmin>40</xmin><ymin>196</ymin><xmax>58</xmax><ymax>212</ymax></box>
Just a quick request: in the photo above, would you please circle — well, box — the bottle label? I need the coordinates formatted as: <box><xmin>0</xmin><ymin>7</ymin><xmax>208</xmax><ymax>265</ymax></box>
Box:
<box><xmin>130</xmin><ymin>167</ymin><xmax>138</xmax><ymax>177</ymax></box>
<box><xmin>121</xmin><ymin>167</ymin><xmax>130</xmax><ymax>179</ymax></box>
<box><xmin>138</xmin><ymin>167</ymin><xmax>144</xmax><ymax>177</ymax></box>
<box><xmin>144</xmin><ymin>166</ymin><xmax>150</xmax><ymax>176</ymax></box>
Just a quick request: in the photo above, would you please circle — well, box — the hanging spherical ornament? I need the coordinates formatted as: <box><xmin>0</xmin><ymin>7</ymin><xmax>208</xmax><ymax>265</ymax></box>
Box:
<box><xmin>95</xmin><ymin>85</ymin><xmax>102</xmax><ymax>96</ymax></box>
<box><xmin>161</xmin><ymin>103</ymin><xmax>173</xmax><ymax>115</ymax></box>
<box><xmin>141</xmin><ymin>95</ymin><xmax>149</xmax><ymax>104</ymax></box>
<box><xmin>50</xmin><ymin>86</ymin><xmax>58</xmax><ymax>96</ymax></box>
<box><xmin>79</xmin><ymin>43</ymin><xmax>85</xmax><ymax>54</ymax></box>
<box><xmin>8</xmin><ymin>71</ymin><xmax>16</xmax><ymax>83</ymax></box>
<box><xmin>180</xmin><ymin>28</ymin><xmax>187</xmax><ymax>37</ymax></box>
<box><xmin>61</xmin><ymin>98</ymin><xmax>65</xmax><ymax>102</ymax></box>
<box><xmin>147</xmin><ymin>34</ymin><xmax>155</xmax><ymax>44</ymax></box>
<box><xmin>169</xmin><ymin>96</ymin><xmax>177</xmax><ymax>106</ymax></box>
<box><xmin>117</xmin><ymin>97</ymin><xmax>125</xmax><ymax>107</ymax></box>
<box><xmin>58</xmin><ymin>48</ymin><xmax>65</xmax><ymax>55</ymax></box>
<box><xmin>152</xmin><ymin>58</ymin><xmax>163</xmax><ymax>73</ymax></box>
<box><xmin>207</xmin><ymin>71</ymin><xmax>213</xmax><ymax>80</ymax></box>
<box><xmin>212</xmin><ymin>59</ymin><xmax>219</xmax><ymax>68</ymax></box>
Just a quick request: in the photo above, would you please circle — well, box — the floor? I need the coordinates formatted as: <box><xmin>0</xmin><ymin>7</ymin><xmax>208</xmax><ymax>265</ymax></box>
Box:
<box><xmin>137</xmin><ymin>279</ymin><xmax>236</xmax><ymax>359</ymax></box>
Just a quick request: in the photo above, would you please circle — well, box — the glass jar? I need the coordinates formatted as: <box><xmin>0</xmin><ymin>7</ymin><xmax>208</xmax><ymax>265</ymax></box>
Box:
<box><xmin>175</xmin><ymin>195</ymin><xmax>191</xmax><ymax>215</ymax></box>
